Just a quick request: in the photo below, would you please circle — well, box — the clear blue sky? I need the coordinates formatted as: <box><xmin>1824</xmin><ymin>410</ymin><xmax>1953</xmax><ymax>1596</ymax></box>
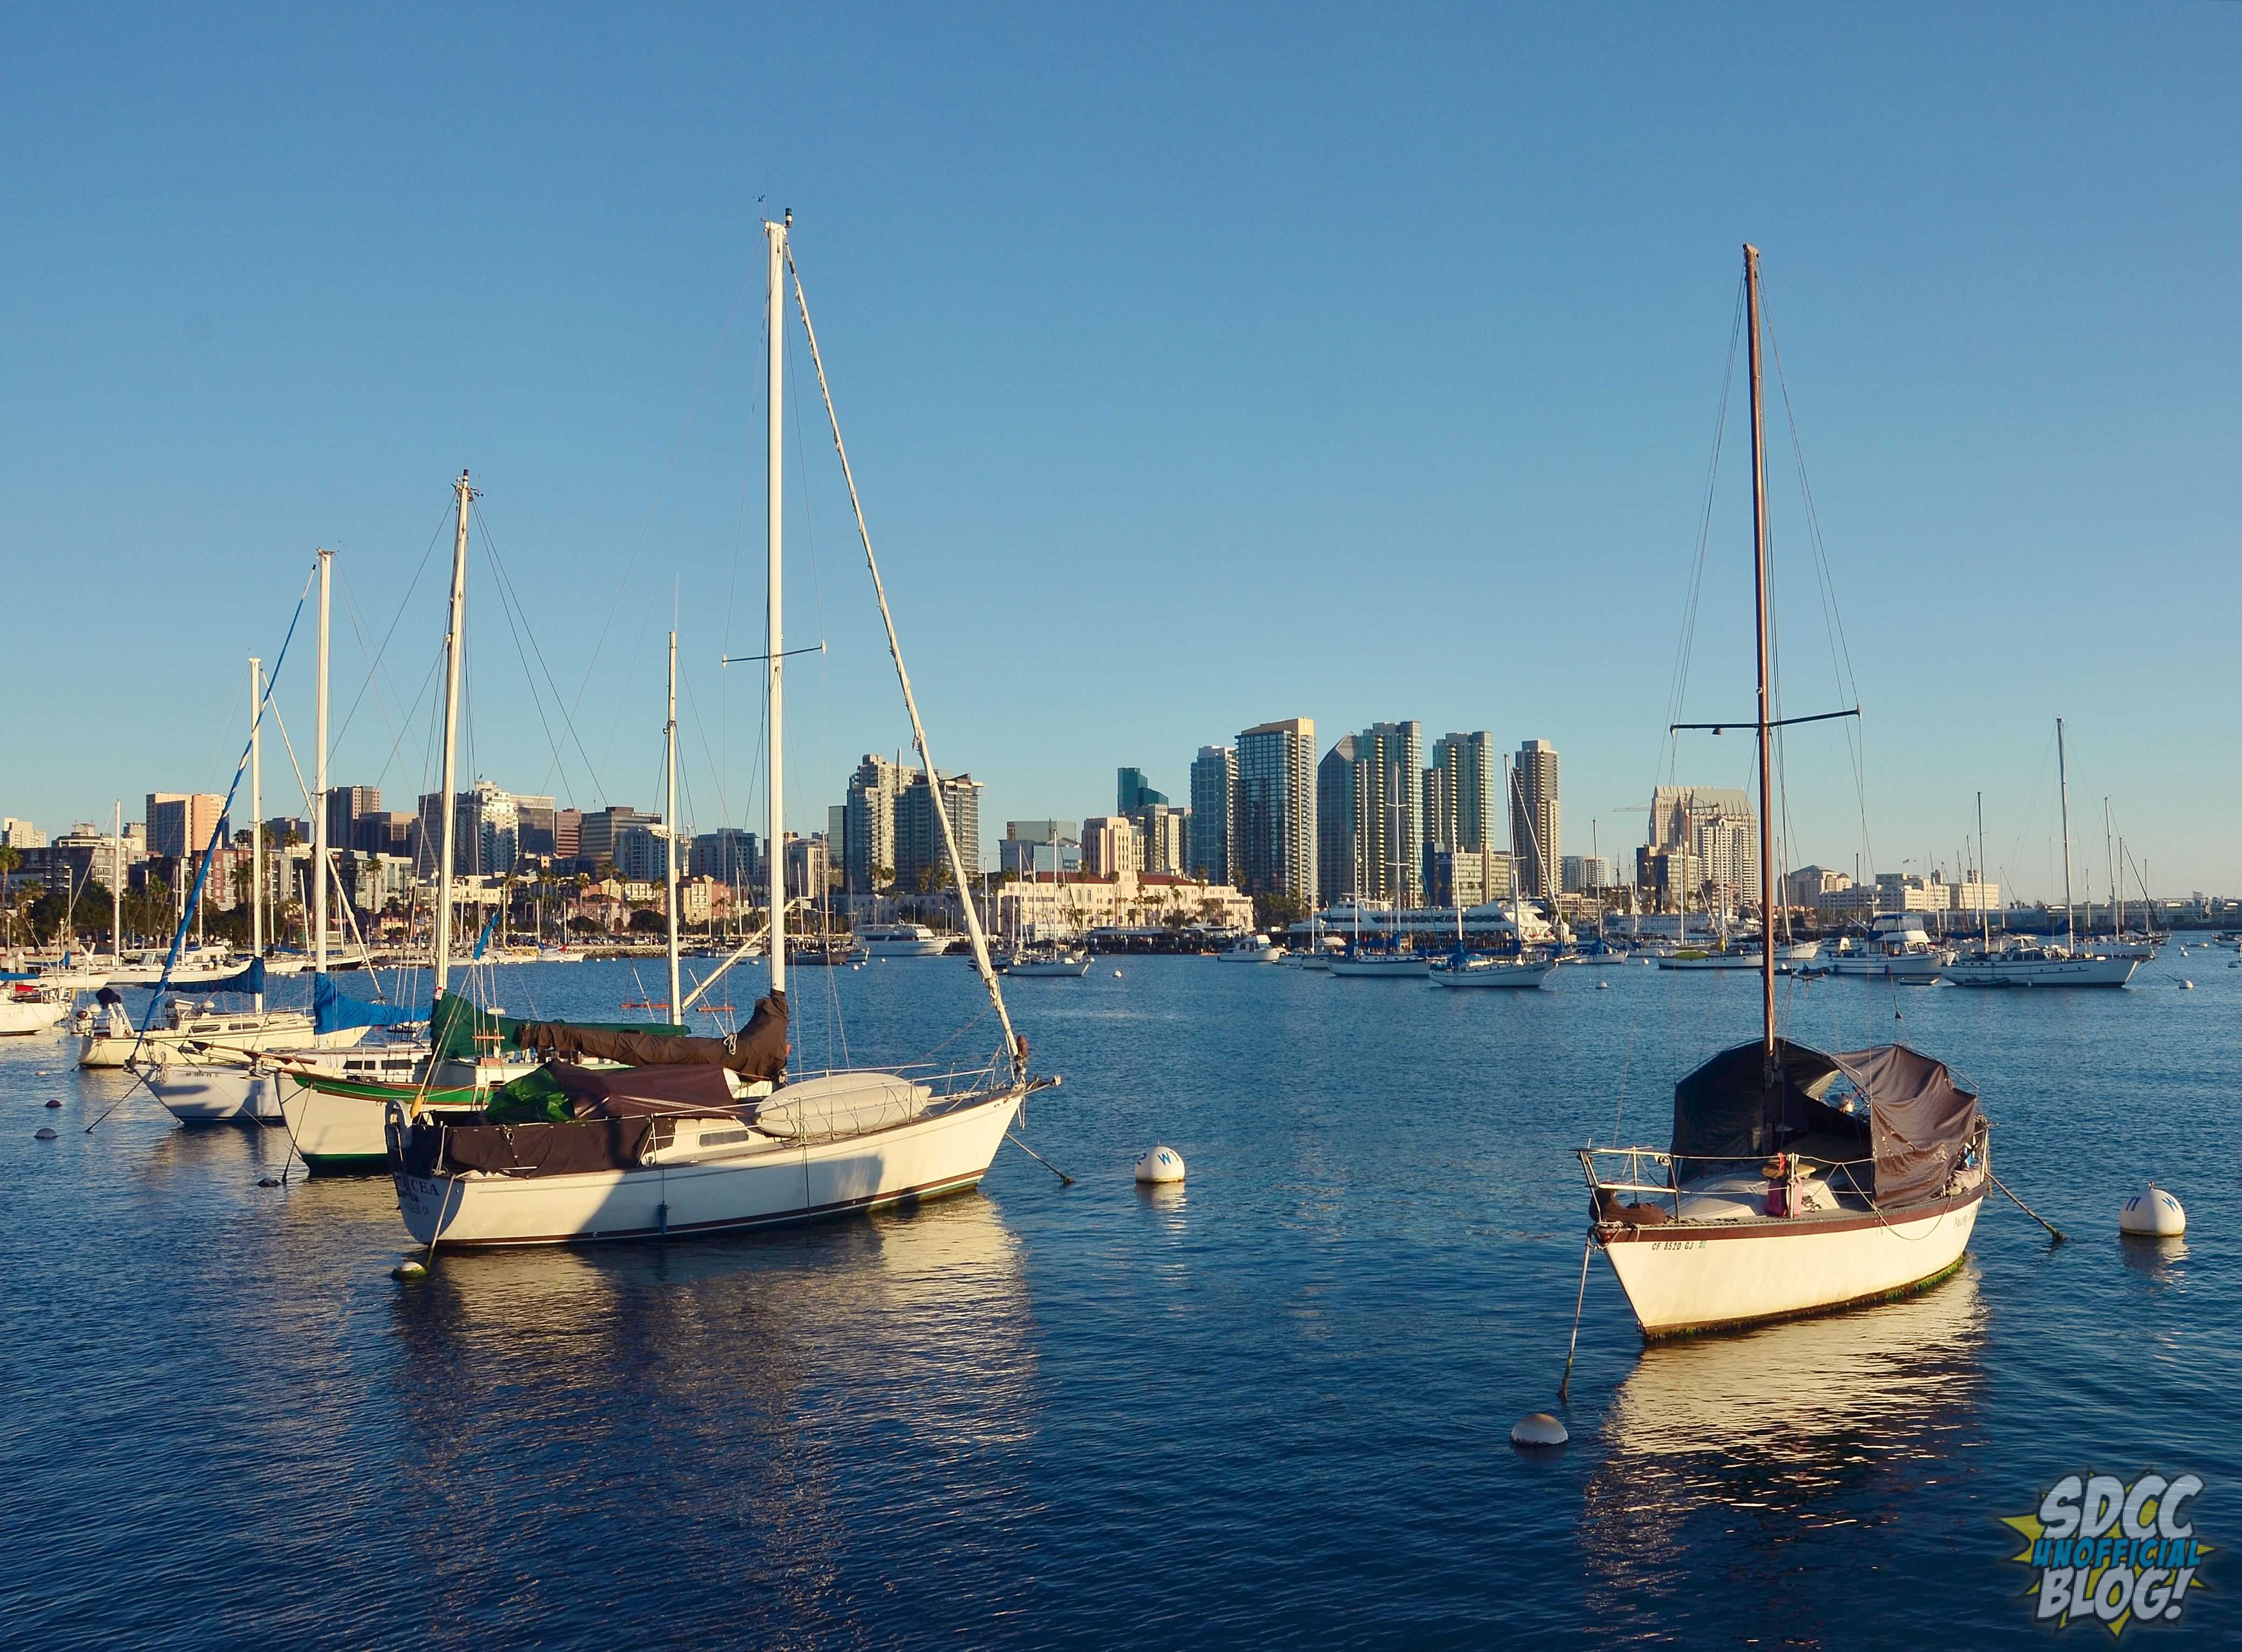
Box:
<box><xmin>5</xmin><ymin>5</ymin><xmax>2236</xmax><ymax>900</ymax></box>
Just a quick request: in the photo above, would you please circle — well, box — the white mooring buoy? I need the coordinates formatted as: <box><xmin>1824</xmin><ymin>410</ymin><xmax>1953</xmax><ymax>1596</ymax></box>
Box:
<box><xmin>1597</xmin><ymin>980</ymin><xmax>1611</xmax><ymax>991</ymax></box>
<box><xmin>1134</xmin><ymin>1144</ymin><xmax>1185</xmax><ymax>1184</ymax></box>
<box><xmin>2180</xmin><ymin>980</ymin><xmax>2195</xmax><ymax>990</ymax></box>
<box><xmin>1112</xmin><ymin>968</ymin><xmax>1123</xmax><ymax>978</ymax></box>
<box><xmin>34</xmin><ymin>1127</ymin><xmax>58</xmax><ymax>1141</ymax></box>
<box><xmin>2119</xmin><ymin>1184</ymin><xmax>2186</xmax><ymax>1238</ymax></box>
<box><xmin>392</xmin><ymin>1259</ymin><xmax>429</xmax><ymax>1280</ymax></box>
<box><xmin>1511</xmin><ymin>1412</ymin><xmax>1569</xmax><ymax>1448</ymax></box>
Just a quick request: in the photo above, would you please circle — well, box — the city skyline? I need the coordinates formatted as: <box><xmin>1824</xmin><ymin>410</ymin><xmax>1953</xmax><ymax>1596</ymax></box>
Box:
<box><xmin>4</xmin><ymin>12</ymin><xmax>2236</xmax><ymax>897</ymax></box>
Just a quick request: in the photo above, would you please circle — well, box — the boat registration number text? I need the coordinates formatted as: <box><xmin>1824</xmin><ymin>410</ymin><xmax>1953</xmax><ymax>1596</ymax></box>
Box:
<box><xmin>1649</xmin><ymin>1239</ymin><xmax>1707</xmax><ymax>1252</ymax></box>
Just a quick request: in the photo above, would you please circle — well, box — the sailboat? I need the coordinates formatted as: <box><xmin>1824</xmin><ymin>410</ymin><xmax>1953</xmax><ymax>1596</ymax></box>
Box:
<box><xmin>1945</xmin><ymin>723</ymin><xmax>2138</xmax><ymax>988</ymax></box>
<box><xmin>381</xmin><ymin>215</ymin><xmax>1040</xmax><ymax>1248</ymax></box>
<box><xmin>1580</xmin><ymin>246</ymin><xmax>1989</xmax><ymax>1338</ymax></box>
<box><xmin>1433</xmin><ymin>763</ymin><xmax>1554</xmax><ymax>988</ymax></box>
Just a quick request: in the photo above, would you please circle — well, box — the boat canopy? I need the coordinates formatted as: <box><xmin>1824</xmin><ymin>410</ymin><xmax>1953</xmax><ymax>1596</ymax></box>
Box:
<box><xmin>429</xmin><ymin>991</ymin><xmax>688</xmax><ymax>1064</ymax></box>
<box><xmin>313</xmin><ymin>974</ymin><xmax>420</xmax><ymax>1035</ymax></box>
<box><xmin>200</xmin><ymin>958</ymin><xmax>267</xmax><ymax>997</ymax></box>
<box><xmin>504</xmin><ymin>989</ymin><xmax>788</xmax><ymax>1080</ymax></box>
<box><xmin>1670</xmin><ymin>1039</ymin><xmax>1982</xmax><ymax>1207</ymax></box>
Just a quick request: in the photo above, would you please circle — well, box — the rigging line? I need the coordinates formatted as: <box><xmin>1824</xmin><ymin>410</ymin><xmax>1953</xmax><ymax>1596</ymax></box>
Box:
<box><xmin>471</xmin><ymin>502</ymin><xmax>609</xmax><ymax>806</ymax></box>
<box><xmin>333</xmin><ymin>572</ymin><xmax>411</xmax><ymax>800</ymax></box>
<box><xmin>786</xmin><ymin>245</ymin><xmax>1019</xmax><ymax>1068</ymax></box>
<box><xmin>472</xmin><ymin>504</ymin><xmax>587</xmax><ymax>806</ymax></box>
<box><xmin>1665</xmin><ymin>275</ymin><xmax>1747</xmax><ymax>741</ymax></box>
<box><xmin>560</xmin><ymin>255</ymin><xmax>762</xmax><ymax>761</ymax></box>
<box><xmin>329</xmin><ymin>498</ymin><xmax>454</xmax><ymax>751</ymax></box>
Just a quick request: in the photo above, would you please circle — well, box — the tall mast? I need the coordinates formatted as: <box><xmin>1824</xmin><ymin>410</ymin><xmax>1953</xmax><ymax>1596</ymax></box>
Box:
<box><xmin>112</xmin><ymin>801</ymin><xmax>123</xmax><ymax>960</ymax></box>
<box><xmin>2057</xmin><ymin>717</ymin><xmax>2076</xmax><ymax>952</ymax></box>
<box><xmin>435</xmin><ymin>472</ymin><xmax>473</xmax><ymax>996</ymax></box>
<box><xmin>313</xmin><ymin>551</ymin><xmax>331</xmax><ymax>982</ymax></box>
<box><xmin>664</xmin><ymin>628</ymin><xmax>682</xmax><ymax>1016</ymax></box>
<box><xmin>1744</xmin><ymin>244</ymin><xmax>1777</xmax><ymax>1080</ymax></box>
<box><xmin>765</xmin><ymin>218</ymin><xmax>788</xmax><ymax>1003</ymax></box>
<box><xmin>249</xmin><ymin>655</ymin><xmax>265</xmax><ymax>1010</ymax></box>
<box><xmin>1976</xmin><ymin>791</ymin><xmax>1990</xmax><ymax>952</ymax></box>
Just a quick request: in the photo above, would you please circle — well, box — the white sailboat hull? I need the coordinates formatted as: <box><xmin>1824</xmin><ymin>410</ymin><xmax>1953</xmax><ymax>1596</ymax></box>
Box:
<box><xmin>78</xmin><ymin>1012</ymin><xmax>356</xmax><ymax>1069</ymax></box>
<box><xmin>1945</xmin><ymin>954</ymin><xmax>2137</xmax><ymax>988</ymax></box>
<box><xmin>1329</xmin><ymin>957</ymin><xmax>1430</xmax><ymax>978</ymax></box>
<box><xmin>0</xmin><ymin>998</ymin><xmax>72</xmax><ymax>1035</ymax></box>
<box><xmin>392</xmin><ymin>1088</ymin><xmax>1026</xmax><ymax>1248</ymax></box>
<box><xmin>144</xmin><ymin>1064</ymin><xmax>284</xmax><ymax>1126</ymax></box>
<box><xmin>1601</xmin><ymin>1189</ymin><xmax>1983</xmax><ymax>1337</ymax></box>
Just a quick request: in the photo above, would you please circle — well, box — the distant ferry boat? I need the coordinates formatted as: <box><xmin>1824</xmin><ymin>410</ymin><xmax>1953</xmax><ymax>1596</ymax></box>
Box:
<box><xmin>857</xmin><ymin>922</ymin><xmax>952</xmax><ymax>959</ymax></box>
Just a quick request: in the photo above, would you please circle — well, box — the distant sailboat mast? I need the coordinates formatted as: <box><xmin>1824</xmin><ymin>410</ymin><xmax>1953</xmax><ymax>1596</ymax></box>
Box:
<box><xmin>249</xmin><ymin>655</ymin><xmax>265</xmax><ymax>1010</ymax></box>
<box><xmin>2057</xmin><ymin>717</ymin><xmax>2076</xmax><ymax>953</ymax></box>
<box><xmin>1744</xmin><ymin>243</ymin><xmax>1778</xmax><ymax>1084</ymax></box>
<box><xmin>435</xmin><ymin>473</ymin><xmax>473</xmax><ymax>996</ymax></box>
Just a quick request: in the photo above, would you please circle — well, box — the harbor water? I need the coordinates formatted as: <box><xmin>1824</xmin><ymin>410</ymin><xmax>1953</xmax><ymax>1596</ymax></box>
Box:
<box><xmin>2</xmin><ymin>952</ymin><xmax>2232</xmax><ymax>1647</ymax></box>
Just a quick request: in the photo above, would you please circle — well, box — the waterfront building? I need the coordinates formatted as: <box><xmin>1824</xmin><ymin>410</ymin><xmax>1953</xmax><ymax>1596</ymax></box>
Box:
<box><xmin>1187</xmin><ymin>746</ymin><xmax>1235</xmax><ymax>885</ymax></box>
<box><xmin>1235</xmin><ymin>718</ymin><xmax>1317</xmax><ymax>911</ymax></box>
<box><xmin>145</xmin><ymin>793</ymin><xmax>228</xmax><ymax>859</ymax></box>
<box><xmin>577</xmin><ymin>804</ymin><xmax>641</xmax><ymax>871</ymax></box>
<box><xmin>1316</xmin><ymin>735</ymin><xmax>1358</xmax><ymax>903</ymax></box>
<box><xmin>0</xmin><ymin>817</ymin><xmax>46</xmax><ymax>849</ymax></box>
<box><xmin>615</xmin><ymin>820</ymin><xmax>667</xmax><ymax>886</ymax></box>
<box><xmin>1511</xmin><ymin>741</ymin><xmax>1560</xmax><ymax>899</ymax></box>
<box><xmin>1425</xmin><ymin>732</ymin><xmax>1498</xmax><ymax>864</ymax></box>
<box><xmin>1349</xmin><ymin>721</ymin><xmax>1422</xmax><ymax>908</ymax></box>
<box><xmin>323</xmin><ymin>786</ymin><xmax>381</xmax><ymax>854</ymax></box>
<box><xmin>994</xmin><ymin>866</ymin><xmax>1254</xmax><ymax>939</ymax></box>
<box><xmin>512</xmin><ymin>794</ymin><xmax>557</xmax><ymax>860</ymax></box>
<box><xmin>1429</xmin><ymin>846</ymin><xmax>1514</xmax><ymax>908</ymax></box>
<box><xmin>1002</xmin><ymin>820</ymin><xmax>1080</xmax><ymax>877</ymax></box>
<box><xmin>1783</xmin><ymin>865</ymin><xmax>1851</xmax><ymax>906</ymax></box>
<box><xmin>1876</xmin><ymin>872</ymin><xmax>1947</xmax><ymax>914</ymax></box>
<box><xmin>553</xmin><ymin>808</ymin><xmax>582</xmax><ymax>861</ymax></box>
<box><xmin>784</xmin><ymin>833</ymin><xmax>832</xmax><ymax>903</ymax></box>
<box><xmin>844</xmin><ymin>754</ymin><xmax>905</xmax><ymax>895</ymax></box>
<box><xmin>1949</xmin><ymin>877</ymin><xmax>2000</xmax><ymax>915</ymax></box>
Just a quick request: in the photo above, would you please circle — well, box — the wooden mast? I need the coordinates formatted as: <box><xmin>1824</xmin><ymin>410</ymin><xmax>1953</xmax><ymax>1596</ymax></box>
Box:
<box><xmin>1745</xmin><ymin>244</ymin><xmax>1778</xmax><ymax>1085</ymax></box>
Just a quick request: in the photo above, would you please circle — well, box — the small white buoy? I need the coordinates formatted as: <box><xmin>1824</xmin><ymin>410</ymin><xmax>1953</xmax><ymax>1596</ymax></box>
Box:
<box><xmin>2180</xmin><ymin>980</ymin><xmax>2195</xmax><ymax>990</ymax></box>
<box><xmin>1511</xmin><ymin>1412</ymin><xmax>1568</xmax><ymax>1448</ymax></box>
<box><xmin>1134</xmin><ymin>1144</ymin><xmax>1185</xmax><ymax>1184</ymax></box>
<box><xmin>34</xmin><ymin>1127</ymin><xmax>58</xmax><ymax>1141</ymax></box>
<box><xmin>1112</xmin><ymin>968</ymin><xmax>1123</xmax><ymax>978</ymax></box>
<box><xmin>392</xmin><ymin>1259</ymin><xmax>428</xmax><ymax>1280</ymax></box>
<box><xmin>1597</xmin><ymin>980</ymin><xmax>1611</xmax><ymax>991</ymax></box>
<box><xmin>2119</xmin><ymin>1184</ymin><xmax>2185</xmax><ymax>1238</ymax></box>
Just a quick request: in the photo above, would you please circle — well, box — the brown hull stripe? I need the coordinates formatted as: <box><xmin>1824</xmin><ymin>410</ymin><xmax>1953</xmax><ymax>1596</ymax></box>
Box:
<box><xmin>1599</xmin><ymin>1184</ymin><xmax>1986</xmax><ymax>1244</ymax></box>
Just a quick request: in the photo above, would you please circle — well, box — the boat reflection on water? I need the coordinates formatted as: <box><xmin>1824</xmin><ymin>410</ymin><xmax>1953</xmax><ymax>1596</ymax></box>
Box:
<box><xmin>380</xmin><ymin>1196</ymin><xmax>1042</xmax><ymax>1639</ymax></box>
<box><xmin>1580</xmin><ymin>1265</ymin><xmax>1987</xmax><ymax>1636</ymax></box>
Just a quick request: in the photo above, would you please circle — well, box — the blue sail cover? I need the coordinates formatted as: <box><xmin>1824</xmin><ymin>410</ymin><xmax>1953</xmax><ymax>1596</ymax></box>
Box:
<box><xmin>202</xmin><ymin>959</ymin><xmax>268</xmax><ymax>997</ymax></box>
<box><xmin>314</xmin><ymin>974</ymin><xmax>423</xmax><ymax>1035</ymax></box>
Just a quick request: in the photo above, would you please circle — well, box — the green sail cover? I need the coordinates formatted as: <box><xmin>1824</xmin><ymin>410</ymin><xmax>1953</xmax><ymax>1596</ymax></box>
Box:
<box><xmin>429</xmin><ymin>992</ymin><xmax>686</xmax><ymax>1065</ymax></box>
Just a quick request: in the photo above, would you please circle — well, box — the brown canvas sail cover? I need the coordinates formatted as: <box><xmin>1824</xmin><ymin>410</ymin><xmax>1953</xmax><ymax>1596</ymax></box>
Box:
<box><xmin>1669</xmin><ymin>1039</ymin><xmax>1981</xmax><ymax>1209</ymax></box>
<box><xmin>509</xmin><ymin>989</ymin><xmax>788</xmax><ymax>1081</ymax></box>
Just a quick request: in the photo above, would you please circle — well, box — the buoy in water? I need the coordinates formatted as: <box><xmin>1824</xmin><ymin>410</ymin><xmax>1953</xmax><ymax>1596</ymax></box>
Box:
<box><xmin>44</xmin><ymin>1098</ymin><xmax>61</xmax><ymax>1108</ymax></box>
<box><xmin>2119</xmin><ymin>1184</ymin><xmax>2185</xmax><ymax>1238</ymax></box>
<box><xmin>1134</xmin><ymin>1144</ymin><xmax>1185</xmax><ymax>1184</ymax></box>
<box><xmin>2180</xmin><ymin>980</ymin><xmax>2195</xmax><ymax>990</ymax></box>
<box><xmin>392</xmin><ymin>1259</ymin><xmax>428</xmax><ymax>1280</ymax></box>
<box><xmin>257</xmin><ymin>1176</ymin><xmax>281</xmax><ymax>1188</ymax></box>
<box><xmin>34</xmin><ymin>1127</ymin><xmax>58</xmax><ymax>1141</ymax></box>
<box><xmin>1597</xmin><ymin>981</ymin><xmax>1611</xmax><ymax>991</ymax></box>
<box><xmin>1511</xmin><ymin>1412</ymin><xmax>1568</xmax><ymax>1448</ymax></box>
<box><xmin>1112</xmin><ymin>968</ymin><xmax>1123</xmax><ymax>978</ymax></box>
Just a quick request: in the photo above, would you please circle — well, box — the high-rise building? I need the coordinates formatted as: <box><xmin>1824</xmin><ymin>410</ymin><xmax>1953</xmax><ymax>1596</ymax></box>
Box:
<box><xmin>1348</xmin><ymin>721</ymin><xmax>1422</xmax><ymax>907</ymax></box>
<box><xmin>1116</xmin><ymin>767</ymin><xmax>1168</xmax><ymax>813</ymax></box>
<box><xmin>1647</xmin><ymin>786</ymin><xmax>1757</xmax><ymax>908</ymax></box>
<box><xmin>1187</xmin><ymin>746</ymin><xmax>1235</xmax><ymax>884</ymax></box>
<box><xmin>784</xmin><ymin>833</ymin><xmax>832</xmax><ymax>903</ymax></box>
<box><xmin>1130</xmin><ymin>804</ymin><xmax>1190</xmax><ymax>876</ymax></box>
<box><xmin>323</xmin><ymin>786</ymin><xmax>381</xmax><ymax>854</ymax></box>
<box><xmin>1511</xmin><ymin>740</ymin><xmax>1561</xmax><ymax>899</ymax></box>
<box><xmin>1425</xmin><ymin>733</ymin><xmax>1498</xmax><ymax>858</ymax></box>
<box><xmin>1234</xmin><ymin>718</ymin><xmax>1316</xmax><ymax>911</ymax></box>
<box><xmin>615</xmin><ymin>820</ymin><xmax>667</xmax><ymax>885</ymax></box>
<box><xmin>145</xmin><ymin>793</ymin><xmax>228</xmax><ymax>859</ymax></box>
<box><xmin>1080</xmin><ymin>815</ymin><xmax>1140</xmax><ymax>878</ymax></box>
<box><xmin>553</xmin><ymin>808</ymin><xmax>583</xmax><ymax>861</ymax></box>
<box><xmin>0</xmin><ymin>818</ymin><xmax>47</xmax><ymax>849</ymax></box>
<box><xmin>353</xmin><ymin>811</ymin><xmax>414</xmax><ymax>858</ymax></box>
<box><xmin>1560</xmin><ymin>855</ymin><xmax>1614</xmax><ymax>895</ymax></box>
<box><xmin>893</xmin><ymin>770</ymin><xmax>982</xmax><ymax>892</ymax></box>
<box><xmin>513</xmin><ymin>794</ymin><xmax>557</xmax><ymax>860</ymax></box>
<box><xmin>1002</xmin><ymin>820</ymin><xmax>1080</xmax><ymax>878</ymax></box>
<box><xmin>577</xmin><ymin>804</ymin><xmax>640</xmax><ymax>871</ymax></box>
<box><xmin>691</xmin><ymin>828</ymin><xmax>760</xmax><ymax>887</ymax></box>
<box><xmin>1316</xmin><ymin>734</ymin><xmax>1358</xmax><ymax>903</ymax></box>
<box><xmin>470</xmin><ymin>780</ymin><xmax>520</xmax><ymax>877</ymax></box>
<box><xmin>844</xmin><ymin>754</ymin><xmax>905</xmax><ymax>896</ymax></box>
